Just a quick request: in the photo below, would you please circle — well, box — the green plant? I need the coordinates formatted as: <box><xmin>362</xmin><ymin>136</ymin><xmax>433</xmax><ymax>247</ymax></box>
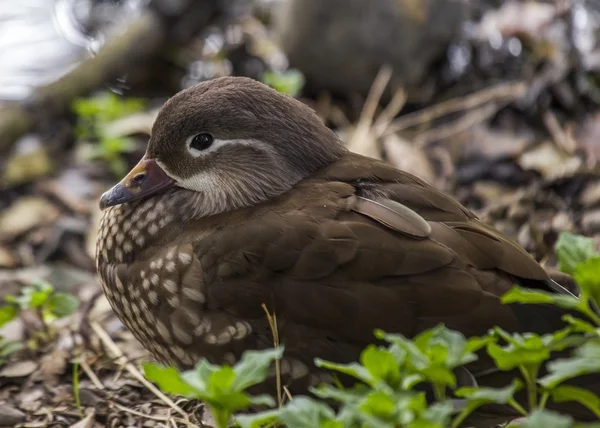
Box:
<box><xmin>144</xmin><ymin>231</ymin><xmax>600</xmax><ymax>428</ymax></box>
<box><xmin>144</xmin><ymin>348</ymin><xmax>284</xmax><ymax>428</ymax></box>
<box><xmin>0</xmin><ymin>281</ymin><xmax>79</xmax><ymax>344</ymax></box>
<box><xmin>72</xmin><ymin>92</ymin><xmax>146</xmax><ymax>177</ymax></box>
<box><xmin>261</xmin><ymin>70</ymin><xmax>305</xmax><ymax>98</ymax></box>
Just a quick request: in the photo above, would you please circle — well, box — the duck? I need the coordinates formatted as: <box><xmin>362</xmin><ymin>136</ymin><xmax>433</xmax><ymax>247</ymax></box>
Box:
<box><xmin>96</xmin><ymin>76</ymin><xmax>585</xmax><ymax>422</ymax></box>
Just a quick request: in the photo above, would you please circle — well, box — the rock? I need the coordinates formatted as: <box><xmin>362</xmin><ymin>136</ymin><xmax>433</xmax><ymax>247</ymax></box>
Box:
<box><xmin>273</xmin><ymin>0</ymin><xmax>472</xmax><ymax>101</ymax></box>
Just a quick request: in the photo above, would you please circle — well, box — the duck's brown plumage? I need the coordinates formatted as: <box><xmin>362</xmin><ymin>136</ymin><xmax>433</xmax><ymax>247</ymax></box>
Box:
<box><xmin>96</xmin><ymin>77</ymin><xmax>590</xmax><ymax>422</ymax></box>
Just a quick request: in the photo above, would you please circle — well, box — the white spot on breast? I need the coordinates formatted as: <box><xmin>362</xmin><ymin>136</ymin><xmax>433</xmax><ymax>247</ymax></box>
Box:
<box><xmin>172</xmin><ymin>345</ymin><xmax>189</xmax><ymax>361</ymax></box>
<box><xmin>178</xmin><ymin>252</ymin><xmax>192</xmax><ymax>265</ymax></box>
<box><xmin>123</xmin><ymin>241</ymin><xmax>133</xmax><ymax>253</ymax></box>
<box><xmin>204</xmin><ymin>334</ymin><xmax>217</xmax><ymax>344</ymax></box>
<box><xmin>106</xmin><ymin>235</ymin><xmax>113</xmax><ymax>249</ymax></box>
<box><xmin>182</xmin><ymin>288</ymin><xmax>206</xmax><ymax>303</ymax></box>
<box><xmin>194</xmin><ymin>319</ymin><xmax>212</xmax><ymax>336</ymax></box>
<box><xmin>155</xmin><ymin>320</ymin><xmax>172</xmax><ymax>343</ymax></box>
<box><xmin>115</xmin><ymin>248</ymin><xmax>123</xmax><ymax>262</ymax></box>
<box><xmin>233</xmin><ymin>321</ymin><xmax>251</xmax><ymax>339</ymax></box>
<box><xmin>116</xmin><ymin>232</ymin><xmax>125</xmax><ymax>245</ymax></box>
<box><xmin>166</xmin><ymin>248</ymin><xmax>175</xmax><ymax>260</ymax></box>
<box><xmin>165</xmin><ymin>261</ymin><xmax>176</xmax><ymax>272</ymax></box>
<box><xmin>150</xmin><ymin>273</ymin><xmax>159</xmax><ymax>285</ymax></box>
<box><xmin>167</xmin><ymin>295</ymin><xmax>180</xmax><ymax>307</ymax></box>
<box><xmin>172</xmin><ymin>326</ymin><xmax>193</xmax><ymax>345</ymax></box>
<box><xmin>148</xmin><ymin>290</ymin><xmax>159</xmax><ymax>305</ymax></box>
<box><xmin>150</xmin><ymin>258</ymin><xmax>163</xmax><ymax>270</ymax></box>
<box><xmin>148</xmin><ymin>223</ymin><xmax>159</xmax><ymax>235</ymax></box>
<box><xmin>115</xmin><ymin>275</ymin><xmax>125</xmax><ymax>293</ymax></box>
<box><xmin>135</xmin><ymin>236</ymin><xmax>145</xmax><ymax>247</ymax></box>
<box><xmin>163</xmin><ymin>279</ymin><xmax>177</xmax><ymax>294</ymax></box>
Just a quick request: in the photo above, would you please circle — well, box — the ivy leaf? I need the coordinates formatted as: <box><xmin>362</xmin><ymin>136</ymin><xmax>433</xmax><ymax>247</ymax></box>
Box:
<box><xmin>455</xmin><ymin>379</ymin><xmax>523</xmax><ymax>413</ymax></box>
<box><xmin>513</xmin><ymin>409</ymin><xmax>573</xmax><ymax>428</ymax></box>
<box><xmin>315</xmin><ymin>359</ymin><xmax>373</xmax><ymax>384</ymax></box>
<box><xmin>502</xmin><ymin>286</ymin><xmax>581</xmax><ymax>311</ymax></box>
<box><xmin>555</xmin><ymin>232</ymin><xmax>599</xmax><ymax>276</ymax></box>
<box><xmin>574</xmin><ymin>257</ymin><xmax>600</xmax><ymax>307</ymax></box>
<box><xmin>551</xmin><ymin>385</ymin><xmax>600</xmax><ymax>419</ymax></box>
<box><xmin>45</xmin><ymin>293</ymin><xmax>79</xmax><ymax>318</ymax></box>
<box><xmin>539</xmin><ymin>340</ymin><xmax>600</xmax><ymax>389</ymax></box>
<box><xmin>143</xmin><ymin>364</ymin><xmax>196</xmax><ymax>397</ymax></box>
<box><xmin>0</xmin><ymin>305</ymin><xmax>18</xmax><ymax>328</ymax></box>
<box><xmin>233</xmin><ymin>347</ymin><xmax>284</xmax><ymax>391</ymax></box>
<box><xmin>261</xmin><ymin>70</ymin><xmax>305</xmax><ymax>97</ymax></box>
<box><xmin>360</xmin><ymin>345</ymin><xmax>401</xmax><ymax>386</ymax></box>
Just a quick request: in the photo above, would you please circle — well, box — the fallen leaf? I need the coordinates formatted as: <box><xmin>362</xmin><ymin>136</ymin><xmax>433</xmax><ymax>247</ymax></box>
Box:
<box><xmin>0</xmin><ymin>360</ymin><xmax>38</xmax><ymax>378</ymax></box>
<box><xmin>0</xmin><ymin>197</ymin><xmax>60</xmax><ymax>243</ymax></box>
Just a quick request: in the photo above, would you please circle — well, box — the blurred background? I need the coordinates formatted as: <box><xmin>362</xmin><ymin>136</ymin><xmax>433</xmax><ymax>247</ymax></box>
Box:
<box><xmin>1</xmin><ymin>0</ymin><xmax>600</xmax><ymax>425</ymax></box>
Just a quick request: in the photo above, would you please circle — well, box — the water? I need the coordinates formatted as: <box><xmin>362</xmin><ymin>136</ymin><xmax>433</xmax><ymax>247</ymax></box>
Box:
<box><xmin>0</xmin><ymin>0</ymin><xmax>142</xmax><ymax>101</ymax></box>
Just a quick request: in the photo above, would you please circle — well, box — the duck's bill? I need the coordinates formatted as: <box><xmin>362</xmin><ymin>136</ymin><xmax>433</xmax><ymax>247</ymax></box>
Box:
<box><xmin>99</xmin><ymin>158</ymin><xmax>175</xmax><ymax>210</ymax></box>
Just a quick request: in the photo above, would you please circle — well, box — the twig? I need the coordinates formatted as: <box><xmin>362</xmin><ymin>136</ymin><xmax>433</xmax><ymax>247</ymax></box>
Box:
<box><xmin>347</xmin><ymin>65</ymin><xmax>393</xmax><ymax>157</ymax></box>
<box><xmin>79</xmin><ymin>356</ymin><xmax>105</xmax><ymax>390</ymax></box>
<box><xmin>414</xmin><ymin>102</ymin><xmax>506</xmax><ymax>147</ymax></box>
<box><xmin>542</xmin><ymin>109</ymin><xmax>577</xmax><ymax>154</ymax></box>
<box><xmin>372</xmin><ymin>87</ymin><xmax>407</xmax><ymax>137</ymax></box>
<box><xmin>383</xmin><ymin>81</ymin><xmax>528</xmax><ymax>136</ymax></box>
<box><xmin>89</xmin><ymin>321</ymin><xmax>191</xmax><ymax>422</ymax></box>
<box><xmin>112</xmin><ymin>401</ymin><xmax>191</xmax><ymax>426</ymax></box>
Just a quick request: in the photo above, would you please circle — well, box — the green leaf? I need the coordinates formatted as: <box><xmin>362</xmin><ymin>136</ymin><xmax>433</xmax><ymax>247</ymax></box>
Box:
<box><xmin>551</xmin><ymin>385</ymin><xmax>600</xmax><ymax>419</ymax></box>
<box><xmin>19</xmin><ymin>282</ymin><xmax>54</xmax><ymax>309</ymax></box>
<box><xmin>555</xmin><ymin>232</ymin><xmax>599</xmax><ymax>276</ymax></box>
<box><xmin>421</xmin><ymin>401</ymin><xmax>454</xmax><ymax>426</ymax></box>
<box><xmin>209</xmin><ymin>366</ymin><xmax>236</xmax><ymax>394</ymax></box>
<box><xmin>233</xmin><ymin>347</ymin><xmax>284</xmax><ymax>391</ymax></box>
<box><xmin>261</xmin><ymin>70</ymin><xmax>305</xmax><ymax>97</ymax></box>
<box><xmin>562</xmin><ymin>315</ymin><xmax>597</xmax><ymax>334</ymax></box>
<box><xmin>311</xmin><ymin>383</ymin><xmax>368</xmax><ymax>405</ymax></box>
<box><xmin>143</xmin><ymin>363</ymin><xmax>196</xmax><ymax>396</ymax></box>
<box><xmin>540</xmin><ymin>340</ymin><xmax>600</xmax><ymax>389</ymax></box>
<box><xmin>516</xmin><ymin>409</ymin><xmax>573</xmax><ymax>428</ymax></box>
<box><xmin>0</xmin><ymin>340</ymin><xmax>23</xmax><ymax>358</ymax></box>
<box><xmin>0</xmin><ymin>305</ymin><xmax>18</xmax><ymax>327</ymax></box>
<box><xmin>487</xmin><ymin>329</ymin><xmax>552</xmax><ymax>370</ymax></box>
<box><xmin>574</xmin><ymin>257</ymin><xmax>600</xmax><ymax>306</ymax></box>
<box><xmin>502</xmin><ymin>286</ymin><xmax>581</xmax><ymax>311</ymax></box>
<box><xmin>315</xmin><ymin>359</ymin><xmax>374</xmax><ymax>384</ymax></box>
<box><xmin>236</xmin><ymin>409</ymin><xmax>282</xmax><ymax>428</ymax></box>
<box><xmin>359</xmin><ymin>390</ymin><xmax>396</xmax><ymax>420</ymax></box>
<box><xmin>276</xmin><ymin>397</ymin><xmax>336</xmax><ymax>428</ymax></box>
<box><xmin>360</xmin><ymin>345</ymin><xmax>401</xmax><ymax>385</ymax></box>
<box><xmin>45</xmin><ymin>293</ymin><xmax>79</xmax><ymax>318</ymax></box>
<box><xmin>455</xmin><ymin>379</ymin><xmax>522</xmax><ymax>406</ymax></box>
<box><xmin>181</xmin><ymin>359</ymin><xmax>219</xmax><ymax>392</ymax></box>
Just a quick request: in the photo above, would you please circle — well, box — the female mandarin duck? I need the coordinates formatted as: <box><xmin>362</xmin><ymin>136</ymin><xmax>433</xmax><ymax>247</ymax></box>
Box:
<box><xmin>97</xmin><ymin>76</ymin><xmax>593</xmax><ymax>423</ymax></box>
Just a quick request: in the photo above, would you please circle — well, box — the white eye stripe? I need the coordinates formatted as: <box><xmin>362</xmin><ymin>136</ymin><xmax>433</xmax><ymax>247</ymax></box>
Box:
<box><xmin>185</xmin><ymin>137</ymin><xmax>258</xmax><ymax>157</ymax></box>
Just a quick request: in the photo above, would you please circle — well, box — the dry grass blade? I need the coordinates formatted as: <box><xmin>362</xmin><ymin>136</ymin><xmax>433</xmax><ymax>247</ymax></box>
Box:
<box><xmin>261</xmin><ymin>303</ymin><xmax>286</xmax><ymax>408</ymax></box>
<box><xmin>89</xmin><ymin>321</ymin><xmax>193</xmax><ymax>425</ymax></box>
<box><xmin>347</xmin><ymin>65</ymin><xmax>394</xmax><ymax>157</ymax></box>
<box><xmin>383</xmin><ymin>81</ymin><xmax>528</xmax><ymax>136</ymax></box>
<box><xmin>415</xmin><ymin>102</ymin><xmax>504</xmax><ymax>147</ymax></box>
<box><xmin>543</xmin><ymin>109</ymin><xmax>577</xmax><ymax>154</ymax></box>
<box><xmin>78</xmin><ymin>356</ymin><xmax>105</xmax><ymax>390</ymax></box>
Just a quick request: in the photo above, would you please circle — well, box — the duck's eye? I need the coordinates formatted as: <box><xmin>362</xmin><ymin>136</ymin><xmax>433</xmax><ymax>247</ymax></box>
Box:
<box><xmin>190</xmin><ymin>133</ymin><xmax>214</xmax><ymax>151</ymax></box>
